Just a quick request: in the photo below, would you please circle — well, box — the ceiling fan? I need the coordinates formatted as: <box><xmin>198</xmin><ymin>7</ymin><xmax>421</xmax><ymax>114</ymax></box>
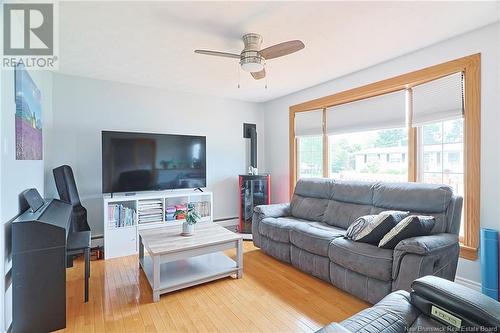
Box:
<box><xmin>194</xmin><ymin>33</ymin><xmax>305</xmax><ymax>80</ymax></box>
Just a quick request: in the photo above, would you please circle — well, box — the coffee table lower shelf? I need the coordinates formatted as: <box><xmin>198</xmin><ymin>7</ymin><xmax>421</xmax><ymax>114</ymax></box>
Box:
<box><xmin>139</xmin><ymin>252</ymin><xmax>239</xmax><ymax>300</ymax></box>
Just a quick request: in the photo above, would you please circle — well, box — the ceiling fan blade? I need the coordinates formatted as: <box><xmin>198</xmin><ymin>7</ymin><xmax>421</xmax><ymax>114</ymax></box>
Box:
<box><xmin>251</xmin><ymin>68</ymin><xmax>266</xmax><ymax>80</ymax></box>
<box><xmin>260</xmin><ymin>40</ymin><xmax>305</xmax><ymax>60</ymax></box>
<box><xmin>194</xmin><ymin>50</ymin><xmax>240</xmax><ymax>59</ymax></box>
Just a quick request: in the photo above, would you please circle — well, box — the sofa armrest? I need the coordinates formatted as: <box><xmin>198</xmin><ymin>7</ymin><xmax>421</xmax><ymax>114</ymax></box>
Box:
<box><xmin>394</xmin><ymin>233</ymin><xmax>459</xmax><ymax>255</ymax></box>
<box><xmin>251</xmin><ymin>203</ymin><xmax>290</xmax><ymax>248</ymax></box>
<box><xmin>319</xmin><ymin>291</ymin><xmax>418</xmax><ymax>333</ymax></box>
<box><xmin>254</xmin><ymin>203</ymin><xmax>290</xmax><ymax>218</ymax></box>
<box><xmin>411</xmin><ymin>276</ymin><xmax>500</xmax><ymax>328</ymax></box>
<box><xmin>392</xmin><ymin>233</ymin><xmax>459</xmax><ymax>291</ymax></box>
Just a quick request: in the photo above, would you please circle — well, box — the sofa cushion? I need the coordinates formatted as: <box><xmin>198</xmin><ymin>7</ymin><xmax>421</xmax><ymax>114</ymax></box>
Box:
<box><xmin>290</xmin><ymin>195</ymin><xmax>329</xmax><ymax>221</ymax></box>
<box><xmin>322</xmin><ymin>200</ymin><xmax>373</xmax><ymax>229</ymax></box>
<box><xmin>379</xmin><ymin>215</ymin><xmax>435</xmax><ymax>249</ymax></box>
<box><xmin>353</xmin><ymin>210</ymin><xmax>409</xmax><ymax>245</ymax></box>
<box><xmin>346</xmin><ymin>215</ymin><xmax>376</xmax><ymax>239</ymax></box>
<box><xmin>260</xmin><ymin>236</ymin><xmax>291</xmax><ymax>263</ymax></box>
<box><xmin>259</xmin><ymin>217</ymin><xmax>308</xmax><ymax>243</ymax></box>
<box><xmin>330</xmin><ymin>261</ymin><xmax>393</xmax><ymax>304</ymax></box>
<box><xmin>329</xmin><ymin>237</ymin><xmax>394</xmax><ymax>281</ymax></box>
<box><xmin>294</xmin><ymin>178</ymin><xmax>335</xmax><ymax>199</ymax></box>
<box><xmin>372</xmin><ymin>182</ymin><xmax>453</xmax><ymax>213</ymax></box>
<box><xmin>331</xmin><ymin>180</ymin><xmax>376</xmax><ymax>205</ymax></box>
<box><xmin>291</xmin><ymin>245</ymin><xmax>331</xmax><ymax>282</ymax></box>
<box><xmin>410</xmin><ymin>211</ymin><xmax>446</xmax><ymax>234</ymax></box>
<box><xmin>290</xmin><ymin>222</ymin><xmax>345</xmax><ymax>256</ymax></box>
<box><xmin>372</xmin><ymin>207</ymin><xmax>447</xmax><ymax>234</ymax></box>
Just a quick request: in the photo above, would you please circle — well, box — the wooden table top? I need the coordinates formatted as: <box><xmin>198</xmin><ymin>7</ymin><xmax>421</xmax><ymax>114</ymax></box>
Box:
<box><xmin>139</xmin><ymin>222</ymin><xmax>242</xmax><ymax>255</ymax></box>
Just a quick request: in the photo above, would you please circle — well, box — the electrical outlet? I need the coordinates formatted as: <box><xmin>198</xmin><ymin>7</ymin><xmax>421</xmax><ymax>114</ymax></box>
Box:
<box><xmin>431</xmin><ymin>305</ymin><xmax>462</xmax><ymax>328</ymax></box>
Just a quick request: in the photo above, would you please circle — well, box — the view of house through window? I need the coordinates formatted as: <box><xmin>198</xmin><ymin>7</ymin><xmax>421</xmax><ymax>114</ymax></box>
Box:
<box><xmin>329</xmin><ymin>128</ymin><xmax>408</xmax><ymax>182</ymax></box>
<box><xmin>418</xmin><ymin>118</ymin><xmax>464</xmax><ymax>234</ymax></box>
<box><xmin>297</xmin><ymin>136</ymin><xmax>323</xmax><ymax>178</ymax></box>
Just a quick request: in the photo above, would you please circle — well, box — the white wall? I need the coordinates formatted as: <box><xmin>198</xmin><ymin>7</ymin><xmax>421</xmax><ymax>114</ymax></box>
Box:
<box><xmin>1</xmin><ymin>67</ymin><xmax>53</xmax><ymax>331</ymax></box>
<box><xmin>262</xmin><ymin>22</ymin><xmax>500</xmax><ymax>284</ymax></box>
<box><xmin>45</xmin><ymin>74</ymin><xmax>265</xmax><ymax>237</ymax></box>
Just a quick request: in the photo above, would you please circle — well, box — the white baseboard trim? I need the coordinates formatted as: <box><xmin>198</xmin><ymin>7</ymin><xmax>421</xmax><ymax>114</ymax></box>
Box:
<box><xmin>455</xmin><ymin>276</ymin><xmax>481</xmax><ymax>292</ymax></box>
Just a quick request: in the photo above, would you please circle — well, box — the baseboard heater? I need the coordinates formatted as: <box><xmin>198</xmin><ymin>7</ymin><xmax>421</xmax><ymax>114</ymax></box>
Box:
<box><xmin>214</xmin><ymin>217</ymin><xmax>239</xmax><ymax>227</ymax></box>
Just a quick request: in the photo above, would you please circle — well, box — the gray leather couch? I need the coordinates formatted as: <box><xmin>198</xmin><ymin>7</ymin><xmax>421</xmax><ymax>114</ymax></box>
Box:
<box><xmin>252</xmin><ymin>178</ymin><xmax>463</xmax><ymax>304</ymax></box>
<box><xmin>318</xmin><ymin>276</ymin><xmax>500</xmax><ymax>332</ymax></box>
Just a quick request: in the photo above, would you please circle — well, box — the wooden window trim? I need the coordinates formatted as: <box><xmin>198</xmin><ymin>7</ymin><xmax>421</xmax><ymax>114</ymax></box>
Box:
<box><xmin>322</xmin><ymin>108</ymin><xmax>329</xmax><ymax>178</ymax></box>
<box><xmin>289</xmin><ymin>54</ymin><xmax>480</xmax><ymax>260</ymax></box>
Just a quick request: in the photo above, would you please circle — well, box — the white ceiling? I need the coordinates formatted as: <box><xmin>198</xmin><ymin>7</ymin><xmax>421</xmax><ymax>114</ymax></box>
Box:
<box><xmin>58</xmin><ymin>1</ymin><xmax>500</xmax><ymax>102</ymax></box>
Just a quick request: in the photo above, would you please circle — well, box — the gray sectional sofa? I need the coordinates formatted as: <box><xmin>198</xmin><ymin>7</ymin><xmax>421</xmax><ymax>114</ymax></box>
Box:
<box><xmin>252</xmin><ymin>178</ymin><xmax>463</xmax><ymax>304</ymax></box>
<box><xmin>319</xmin><ymin>276</ymin><xmax>500</xmax><ymax>332</ymax></box>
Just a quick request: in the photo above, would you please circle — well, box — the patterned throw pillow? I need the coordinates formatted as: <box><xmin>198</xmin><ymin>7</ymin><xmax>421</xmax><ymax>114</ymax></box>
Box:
<box><xmin>352</xmin><ymin>210</ymin><xmax>409</xmax><ymax>245</ymax></box>
<box><xmin>345</xmin><ymin>215</ymin><xmax>376</xmax><ymax>240</ymax></box>
<box><xmin>378</xmin><ymin>215</ymin><xmax>435</xmax><ymax>249</ymax></box>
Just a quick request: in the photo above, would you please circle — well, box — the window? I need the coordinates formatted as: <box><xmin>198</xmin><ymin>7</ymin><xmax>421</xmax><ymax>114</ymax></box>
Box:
<box><xmin>290</xmin><ymin>54</ymin><xmax>480</xmax><ymax>259</ymax></box>
<box><xmin>329</xmin><ymin>128</ymin><xmax>408</xmax><ymax>182</ymax></box>
<box><xmin>297</xmin><ymin>136</ymin><xmax>323</xmax><ymax>179</ymax></box>
<box><xmin>419</xmin><ymin>118</ymin><xmax>464</xmax><ymax>235</ymax></box>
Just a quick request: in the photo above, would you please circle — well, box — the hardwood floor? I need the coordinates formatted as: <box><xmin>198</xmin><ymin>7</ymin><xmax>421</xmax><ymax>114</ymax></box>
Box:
<box><xmin>58</xmin><ymin>242</ymin><xmax>368</xmax><ymax>333</ymax></box>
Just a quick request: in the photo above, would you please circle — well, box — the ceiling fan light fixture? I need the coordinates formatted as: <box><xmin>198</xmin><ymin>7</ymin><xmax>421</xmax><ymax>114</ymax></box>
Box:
<box><xmin>241</xmin><ymin>61</ymin><xmax>264</xmax><ymax>72</ymax></box>
<box><xmin>240</xmin><ymin>50</ymin><xmax>265</xmax><ymax>72</ymax></box>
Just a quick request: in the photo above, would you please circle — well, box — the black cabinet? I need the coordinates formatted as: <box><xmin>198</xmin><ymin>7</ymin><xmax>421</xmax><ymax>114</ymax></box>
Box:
<box><xmin>238</xmin><ymin>174</ymin><xmax>270</xmax><ymax>233</ymax></box>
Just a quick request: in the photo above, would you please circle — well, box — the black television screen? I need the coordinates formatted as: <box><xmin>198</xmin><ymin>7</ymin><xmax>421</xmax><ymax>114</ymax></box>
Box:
<box><xmin>102</xmin><ymin>131</ymin><xmax>206</xmax><ymax>193</ymax></box>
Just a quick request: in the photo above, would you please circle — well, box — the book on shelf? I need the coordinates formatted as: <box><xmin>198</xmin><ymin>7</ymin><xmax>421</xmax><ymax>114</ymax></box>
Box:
<box><xmin>108</xmin><ymin>204</ymin><xmax>136</xmax><ymax>228</ymax></box>
<box><xmin>191</xmin><ymin>201</ymin><xmax>210</xmax><ymax>217</ymax></box>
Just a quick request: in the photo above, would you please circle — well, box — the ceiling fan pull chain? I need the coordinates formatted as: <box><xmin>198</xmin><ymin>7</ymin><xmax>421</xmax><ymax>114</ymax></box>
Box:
<box><xmin>265</xmin><ymin>72</ymin><xmax>268</xmax><ymax>89</ymax></box>
<box><xmin>238</xmin><ymin>65</ymin><xmax>241</xmax><ymax>89</ymax></box>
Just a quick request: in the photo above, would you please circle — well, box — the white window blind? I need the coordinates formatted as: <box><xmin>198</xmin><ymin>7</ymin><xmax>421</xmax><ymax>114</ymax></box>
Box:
<box><xmin>294</xmin><ymin>109</ymin><xmax>323</xmax><ymax>136</ymax></box>
<box><xmin>327</xmin><ymin>90</ymin><xmax>406</xmax><ymax>135</ymax></box>
<box><xmin>412</xmin><ymin>72</ymin><xmax>464</xmax><ymax>126</ymax></box>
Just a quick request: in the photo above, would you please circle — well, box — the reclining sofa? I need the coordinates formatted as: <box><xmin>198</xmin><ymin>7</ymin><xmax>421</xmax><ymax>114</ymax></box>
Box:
<box><xmin>252</xmin><ymin>178</ymin><xmax>463</xmax><ymax>304</ymax></box>
<box><xmin>318</xmin><ymin>276</ymin><xmax>500</xmax><ymax>332</ymax></box>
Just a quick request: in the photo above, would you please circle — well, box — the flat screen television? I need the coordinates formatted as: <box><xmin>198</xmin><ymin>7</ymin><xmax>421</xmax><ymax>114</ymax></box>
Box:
<box><xmin>102</xmin><ymin>131</ymin><xmax>206</xmax><ymax>193</ymax></box>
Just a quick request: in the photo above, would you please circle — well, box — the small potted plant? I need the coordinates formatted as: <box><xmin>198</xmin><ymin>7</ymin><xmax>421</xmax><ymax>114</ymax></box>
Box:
<box><xmin>176</xmin><ymin>203</ymin><xmax>200</xmax><ymax>236</ymax></box>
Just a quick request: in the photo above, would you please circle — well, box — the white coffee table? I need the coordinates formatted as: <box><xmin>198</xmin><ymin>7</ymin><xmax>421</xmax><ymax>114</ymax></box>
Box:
<box><xmin>138</xmin><ymin>222</ymin><xmax>243</xmax><ymax>302</ymax></box>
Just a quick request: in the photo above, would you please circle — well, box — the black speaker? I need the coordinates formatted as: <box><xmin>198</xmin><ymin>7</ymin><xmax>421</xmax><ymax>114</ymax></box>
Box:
<box><xmin>243</xmin><ymin>123</ymin><xmax>257</xmax><ymax>168</ymax></box>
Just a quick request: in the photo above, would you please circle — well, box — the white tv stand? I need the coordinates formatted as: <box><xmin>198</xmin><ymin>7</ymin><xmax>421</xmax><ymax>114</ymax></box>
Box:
<box><xmin>103</xmin><ymin>190</ymin><xmax>213</xmax><ymax>259</ymax></box>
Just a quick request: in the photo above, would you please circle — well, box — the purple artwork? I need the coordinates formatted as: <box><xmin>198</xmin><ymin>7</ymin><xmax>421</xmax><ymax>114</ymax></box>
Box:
<box><xmin>15</xmin><ymin>63</ymin><xmax>42</xmax><ymax>160</ymax></box>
